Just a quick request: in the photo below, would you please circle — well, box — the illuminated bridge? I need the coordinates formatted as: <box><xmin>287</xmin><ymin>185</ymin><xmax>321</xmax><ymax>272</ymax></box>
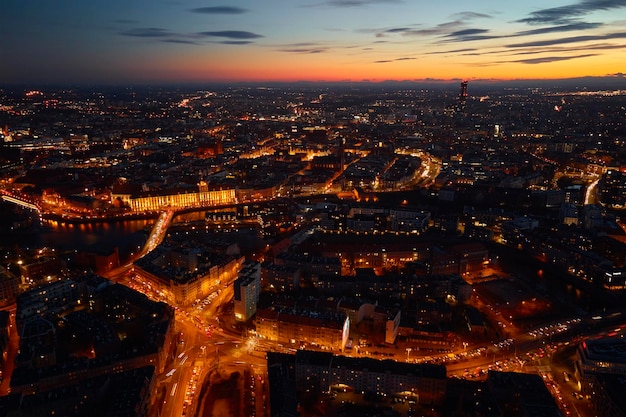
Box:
<box><xmin>1</xmin><ymin>192</ymin><xmax>41</xmax><ymax>212</ymax></box>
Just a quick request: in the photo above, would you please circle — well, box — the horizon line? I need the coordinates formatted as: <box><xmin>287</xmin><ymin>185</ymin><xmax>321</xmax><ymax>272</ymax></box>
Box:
<box><xmin>1</xmin><ymin>74</ymin><xmax>625</xmax><ymax>90</ymax></box>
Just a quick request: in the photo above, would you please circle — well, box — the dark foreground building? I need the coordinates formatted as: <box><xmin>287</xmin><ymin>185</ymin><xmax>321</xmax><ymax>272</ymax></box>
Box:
<box><xmin>267</xmin><ymin>350</ymin><xmax>447</xmax><ymax>417</ymax></box>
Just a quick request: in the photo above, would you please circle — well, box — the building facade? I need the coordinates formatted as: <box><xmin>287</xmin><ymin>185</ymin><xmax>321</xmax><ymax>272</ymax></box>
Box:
<box><xmin>234</xmin><ymin>261</ymin><xmax>261</xmax><ymax>322</ymax></box>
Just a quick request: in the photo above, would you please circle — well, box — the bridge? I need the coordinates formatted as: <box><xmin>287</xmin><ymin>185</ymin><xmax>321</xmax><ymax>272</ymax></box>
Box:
<box><xmin>1</xmin><ymin>192</ymin><xmax>41</xmax><ymax>212</ymax></box>
<box><xmin>137</xmin><ymin>208</ymin><xmax>176</xmax><ymax>259</ymax></box>
<box><xmin>102</xmin><ymin>208</ymin><xmax>176</xmax><ymax>280</ymax></box>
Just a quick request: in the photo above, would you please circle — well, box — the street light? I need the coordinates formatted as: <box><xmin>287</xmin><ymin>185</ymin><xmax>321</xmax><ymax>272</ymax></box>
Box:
<box><xmin>406</xmin><ymin>347</ymin><xmax>412</xmax><ymax>361</ymax></box>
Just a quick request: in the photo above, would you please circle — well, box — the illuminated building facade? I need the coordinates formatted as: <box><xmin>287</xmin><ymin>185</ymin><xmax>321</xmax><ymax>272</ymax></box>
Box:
<box><xmin>111</xmin><ymin>181</ymin><xmax>236</xmax><ymax>212</ymax></box>
<box><xmin>600</xmin><ymin>170</ymin><xmax>626</xmax><ymax>208</ymax></box>
<box><xmin>255</xmin><ymin>308</ymin><xmax>349</xmax><ymax>351</ymax></box>
<box><xmin>133</xmin><ymin>255</ymin><xmax>243</xmax><ymax>307</ymax></box>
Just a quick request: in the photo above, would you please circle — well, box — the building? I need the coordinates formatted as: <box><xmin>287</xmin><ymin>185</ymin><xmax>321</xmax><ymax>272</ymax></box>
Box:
<box><xmin>74</xmin><ymin>246</ymin><xmax>120</xmax><ymax>273</ymax></box>
<box><xmin>600</xmin><ymin>170</ymin><xmax>626</xmax><ymax>208</ymax></box>
<box><xmin>350</xmin><ymin>303</ymin><xmax>401</xmax><ymax>344</ymax></box>
<box><xmin>0</xmin><ymin>366</ymin><xmax>157</xmax><ymax>417</ymax></box>
<box><xmin>266</xmin><ymin>352</ymin><xmax>298</xmax><ymax>417</ymax></box>
<box><xmin>18</xmin><ymin>256</ymin><xmax>65</xmax><ymax>286</ymax></box>
<box><xmin>486</xmin><ymin>371</ymin><xmax>562</xmax><ymax>416</ymax></box>
<box><xmin>10</xmin><ymin>281</ymin><xmax>174</xmax><ymax>395</ymax></box>
<box><xmin>16</xmin><ymin>279</ymin><xmax>85</xmax><ymax>326</ymax></box>
<box><xmin>111</xmin><ymin>181</ymin><xmax>236</xmax><ymax>212</ymax></box>
<box><xmin>458</xmin><ymin>80</ymin><xmax>468</xmax><ymax>108</ymax></box>
<box><xmin>0</xmin><ymin>266</ymin><xmax>20</xmax><ymax>307</ymax></box>
<box><xmin>260</xmin><ymin>262</ymin><xmax>301</xmax><ymax>292</ymax></box>
<box><xmin>576</xmin><ymin>336</ymin><xmax>626</xmax><ymax>387</ymax></box>
<box><xmin>560</xmin><ymin>203</ymin><xmax>579</xmax><ymax>226</ymax></box>
<box><xmin>267</xmin><ymin>350</ymin><xmax>447</xmax><ymax>411</ymax></box>
<box><xmin>133</xmin><ymin>249</ymin><xmax>243</xmax><ymax>307</ymax></box>
<box><xmin>234</xmin><ymin>261</ymin><xmax>261</xmax><ymax>322</ymax></box>
<box><xmin>0</xmin><ymin>311</ymin><xmax>10</xmax><ymax>377</ymax></box>
<box><xmin>589</xmin><ymin>373</ymin><xmax>626</xmax><ymax>417</ymax></box>
<box><xmin>255</xmin><ymin>307</ymin><xmax>350</xmax><ymax>351</ymax></box>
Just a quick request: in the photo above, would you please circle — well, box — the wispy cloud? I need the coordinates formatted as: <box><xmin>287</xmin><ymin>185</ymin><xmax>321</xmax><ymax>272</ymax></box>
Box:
<box><xmin>219</xmin><ymin>40</ymin><xmax>255</xmax><ymax>45</ymax></box>
<box><xmin>401</xmin><ymin>21</ymin><xmax>466</xmax><ymax>37</ymax></box>
<box><xmin>507</xmin><ymin>31</ymin><xmax>626</xmax><ymax>48</ymax></box>
<box><xmin>518</xmin><ymin>0</ymin><xmax>626</xmax><ymax>25</ymax></box>
<box><xmin>451</xmin><ymin>11</ymin><xmax>492</xmax><ymax>20</ymax></box>
<box><xmin>443</xmin><ymin>28</ymin><xmax>492</xmax><ymax>42</ymax></box>
<box><xmin>374</xmin><ymin>56</ymin><xmax>416</xmax><ymax>63</ymax></box>
<box><xmin>381</xmin><ymin>11</ymin><xmax>489</xmax><ymax>39</ymax></box>
<box><xmin>514</xmin><ymin>22</ymin><xmax>603</xmax><ymax>36</ymax></box>
<box><xmin>280</xmin><ymin>48</ymin><xmax>327</xmax><ymax>53</ymax></box>
<box><xmin>190</xmin><ymin>6</ymin><xmax>248</xmax><ymax>14</ymax></box>
<box><xmin>510</xmin><ymin>54</ymin><xmax>598</xmax><ymax>64</ymax></box>
<box><xmin>385</xmin><ymin>27</ymin><xmax>412</xmax><ymax>33</ymax></box>
<box><xmin>305</xmin><ymin>0</ymin><xmax>402</xmax><ymax>7</ymax></box>
<box><xmin>162</xmin><ymin>39</ymin><xmax>201</xmax><ymax>45</ymax></box>
<box><xmin>120</xmin><ymin>27</ymin><xmax>175</xmax><ymax>38</ymax></box>
<box><xmin>508</xmin><ymin>43</ymin><xmax>626</xmax><ymax>56</ymax></box>
<box><xmin>426</xmin><ymin>48</ymin><xmax>478</xmax><ymax>55</ymax></box>
<box><xmin>120</xmin><ymin>27</ymin><xmax>264</xmax><ymax>44</ymax></box>
<box><xmin>197</xmin><ymin>30</ymin><xmax>263</xmax><ymax>39</ymax></box>
<box><xmin>274</xmin><ymin>41</ymin><xmax>336</xmax><ymax>53</ymax></box>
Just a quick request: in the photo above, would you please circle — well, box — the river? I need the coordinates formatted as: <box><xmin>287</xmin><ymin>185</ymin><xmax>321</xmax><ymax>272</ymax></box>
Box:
<box><xmin>2</xmin><ymin>211</ymin><xmax>153</xmax><ymax>260</ymax></box>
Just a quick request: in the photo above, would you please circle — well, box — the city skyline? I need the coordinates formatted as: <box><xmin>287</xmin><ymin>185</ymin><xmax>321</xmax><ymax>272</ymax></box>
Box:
<box><xmin>3</xmin><ymin>0</ymin><xmax>626</xmax><ymax>85</ymax></box>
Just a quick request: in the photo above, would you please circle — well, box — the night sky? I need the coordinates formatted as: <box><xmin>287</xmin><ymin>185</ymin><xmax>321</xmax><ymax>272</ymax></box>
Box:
<box><xmin>2</xmin><ymin>0</ymin><xmax>626</xmax><ymax>84</ymax></box>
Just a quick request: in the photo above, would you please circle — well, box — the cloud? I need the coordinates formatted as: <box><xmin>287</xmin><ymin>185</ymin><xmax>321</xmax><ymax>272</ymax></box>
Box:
<box><xmin>518</xmin><ymin>0</ymin><xmax>626</xmax><ymax>25</ymax></box>
<box><xmin>278</xmin><ymin>48</ymin><xmax>328</xmax><ymax>53</ymax></box>
<box><xmin>120</xmin><ymin>27</ymin><xmax>175</xmax><ymax>38</ymax></box>
<box><xmin>197</xmin><ymin>30</ymin><xmax>263</xmax><ymax>39</ymax></box>
<box><xmin>219</xmin><ymin>40</ymin><xmax>255</xmax><ymax>45</ymax></box>
<box><xmin>446</xmin><ymin>28</ymin><xmax>490</xmax><ymax>38</ymax></box>
<box><xmin>507</xmin><ymin>31</ymin><xmax>626</xmax><ymax>48</ymax></box>
<box><xmin>120</xmin><ymin>27</ymin><xmax>263</xmax><ymax>45</ymax></box>
<box><xmin>190</xmin><ymin>6</ymin><xmax>248</xmax><ymax>14</ymax></box>
<box><xmin>385</xmin><ymin>27</ymin><xmax>412</xmax><ymax>33</ymax></box>
<box><xmin>400</xmin><ymin>18</ymin><xmax>492</xmax><ymax>39</ymax></box>
<box><xmin>514</xmin><ymin>22</ymin><xmax>603</xmax><ymax>36</ymax></box>
<box><xmin>305</xmin><ymin>0</ymin><xmax>402</xmax><ymax>7</ymax></box>
<box><xmin>450</xmin><ymin>11</ymin><xmax>492</xmax><ymax>20</ymax></box>
<box><xmin>510</xmin><ymin>54</ymin><xmax>598</xmax><ymax>64</ymax></box>
<box><xmin>426</xmin><ymin>48</ymin><xmax>478</xmax><ymax>55</ymax></box>
<box><xmin>508</xmin><ymin>43</ymin><xmax>626</xmax><ymax>56</ymax></box>
<box><xmin>401</xmin><ymin>21</ymin><xmax>465</xmax><ymax>37</ymax></box>
<box><xmin>162</xmin><ymin>39</ymin><xmax>201</xmax><ymax>45</ymax></box>
<box><xmin>374</xmin><ymin>56</ymin><xmax>416</xmax><ymax>63</ymax></box>
<box><xmin>441</xmin><ymin>28</ymin><xmax>498</xmax><ymax>43</ymax></box>
<box><xmin>278</xmin><ymin>42</ymin><xmax>323</xmax><ymax>47</ymax></box>
<box><xmin>274</xmin><ymin>41</ymin><xmax>340</xmax><ymax>53</ymax></box>
<box><xmin>434</xmin><ymin>21</ymin><xmax>603</xmax><ymax>45</ymax></box>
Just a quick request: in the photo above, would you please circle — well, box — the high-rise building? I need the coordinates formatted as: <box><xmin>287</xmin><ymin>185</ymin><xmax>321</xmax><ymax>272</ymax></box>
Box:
<box><xmin>458</xmin><ymin>80</ymin><xmax>468</xmax><ymax>108</ymax></box>
<box><xmin>234</xmin><ymin>260</ymin><xmax>261</xmax><ymax>322</ymax></box>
